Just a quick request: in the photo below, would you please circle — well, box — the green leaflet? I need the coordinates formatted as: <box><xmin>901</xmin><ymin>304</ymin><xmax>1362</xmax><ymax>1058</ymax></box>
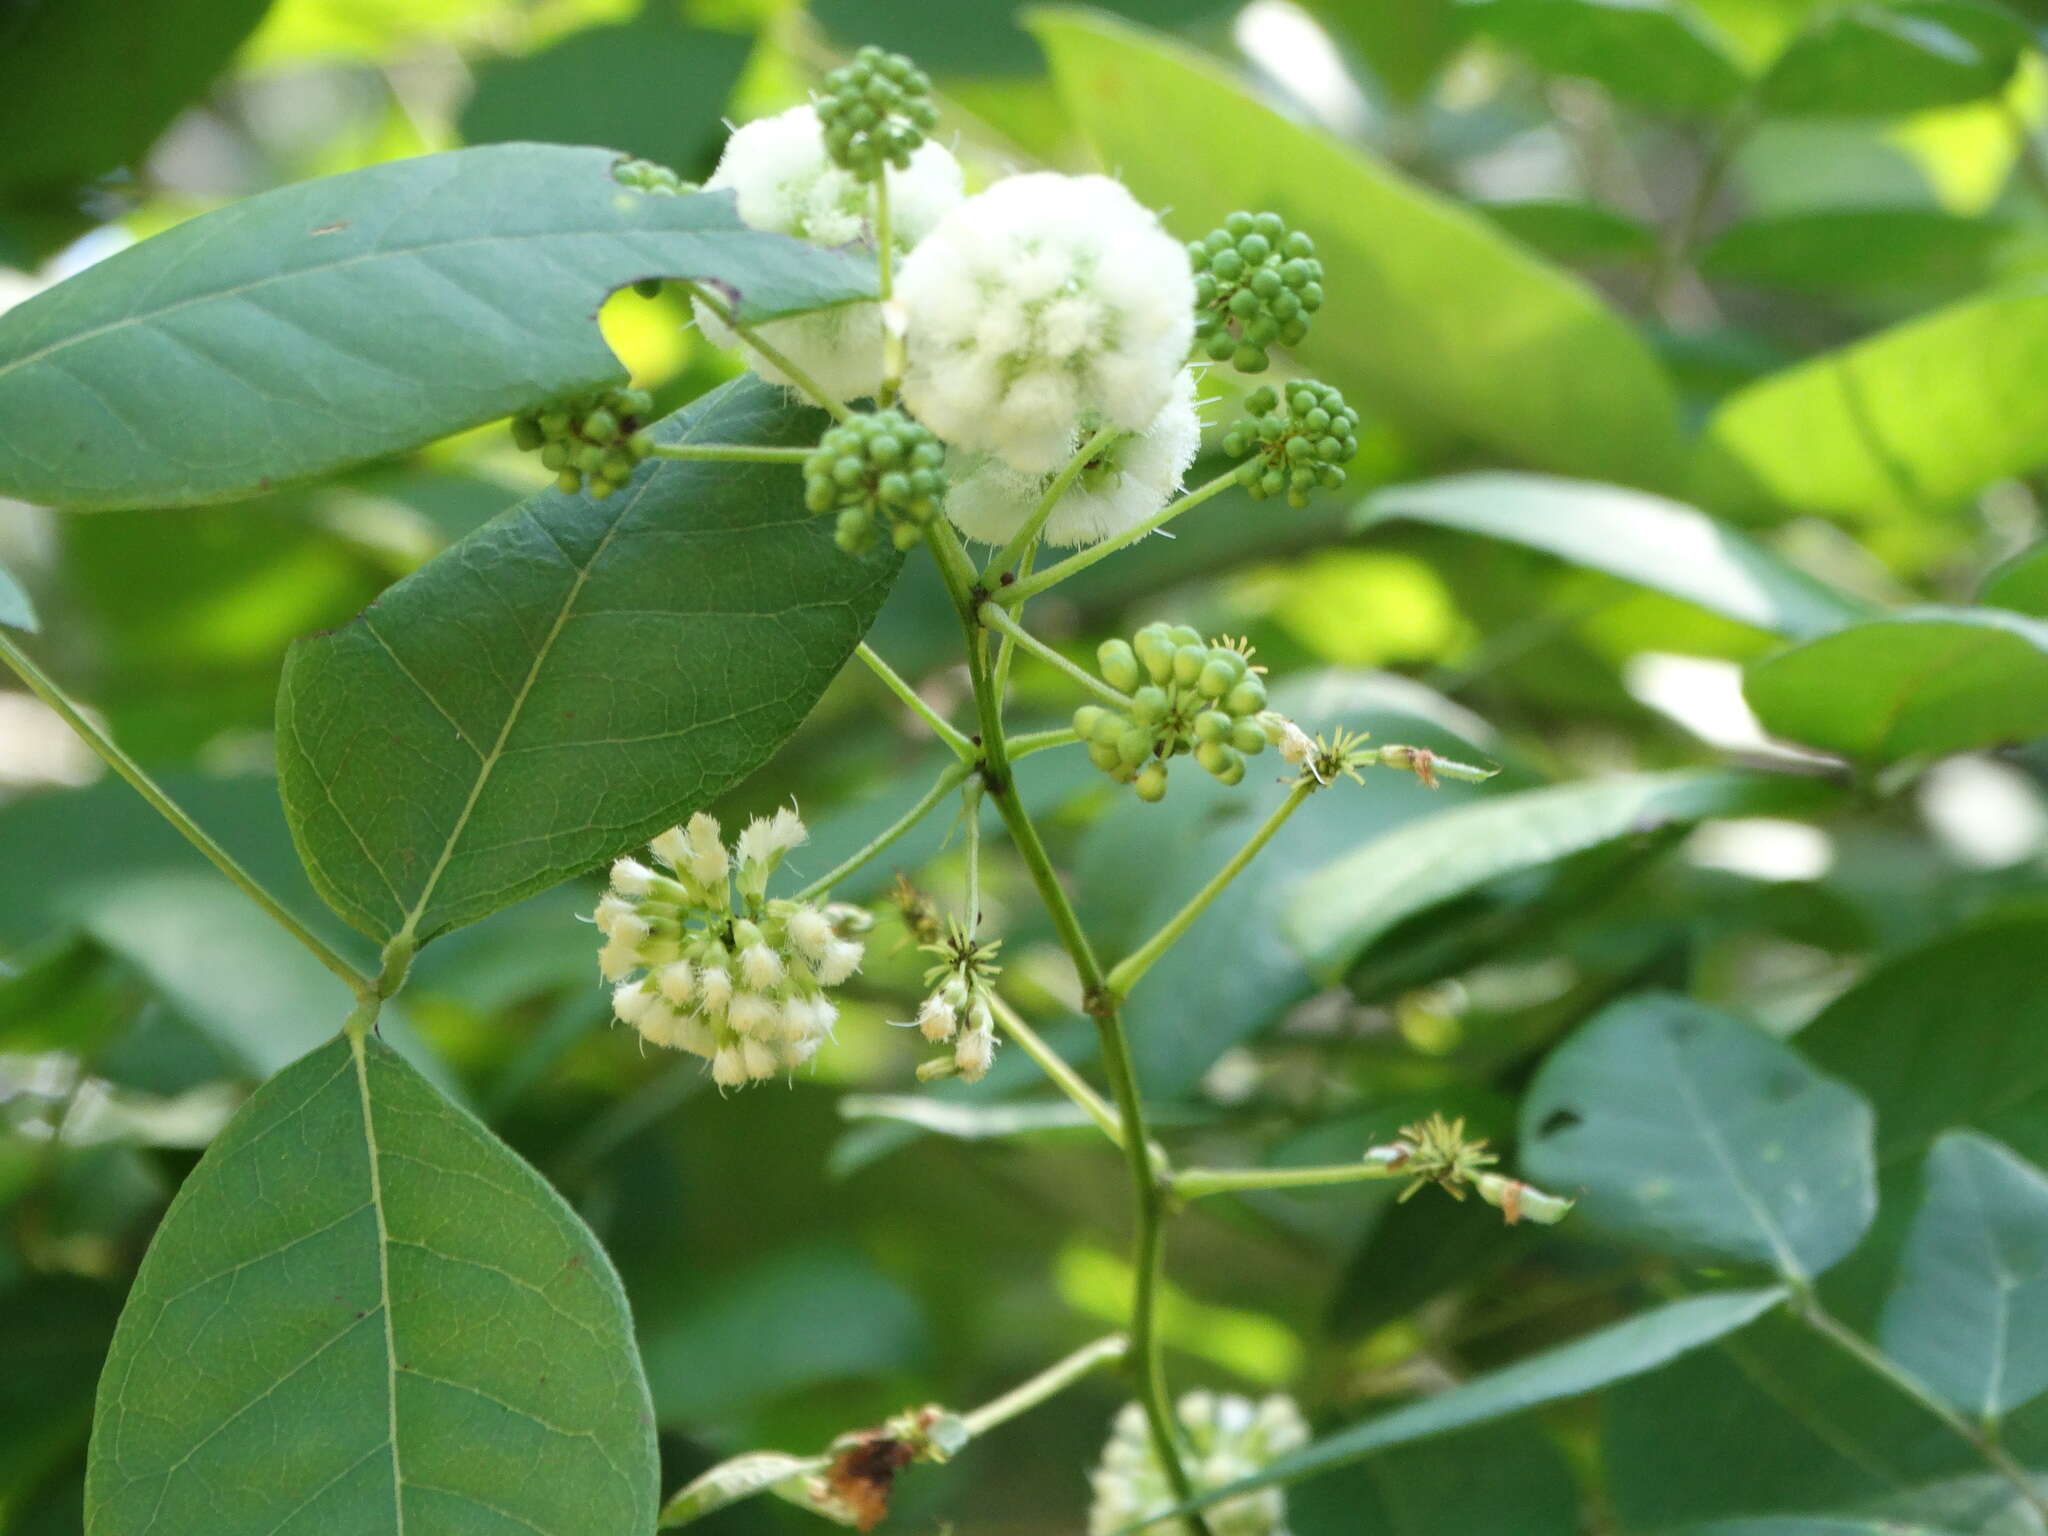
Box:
<box><xmin>277</xmin><ymin>374</ymin><xmax>902</xmax><ymax>947</ymax></box>
<box><xmin>84</xmin><ymin>1031</ymin><xmax>657</xmax><ymax>1535</ymax></box>
<box><xmin>0</xmin><ymin>145</ymin><xmax>874</xmax><ymax>509</ymax></box>
<box><xmin>1520</xmin><ymin>994</ymin><xmax>1876</xmax><ymax>1280</ymax></box>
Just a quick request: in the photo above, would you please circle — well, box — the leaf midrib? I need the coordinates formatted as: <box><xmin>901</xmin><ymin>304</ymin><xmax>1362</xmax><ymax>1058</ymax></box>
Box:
<box><xmin>1659</xmin><ymin>1021</ymin><xmax>1807</xmax><ymax>1281</ymax></box>
<box><xmin>349</xmin><ymin>1031</ymin><xmax>406</xmax><ymax>1534</ymax></box>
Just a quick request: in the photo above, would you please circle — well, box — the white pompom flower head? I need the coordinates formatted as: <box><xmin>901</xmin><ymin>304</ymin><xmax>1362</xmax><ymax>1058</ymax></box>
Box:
<box><xmin>694</xmin><ymin>103</ymin><xmax>964</xmax><ymax>403</ymax></box>
<box><xmin>897</xmin><ymin>172</ymin><xmax>1195</xmax><ymax>474</ymax></box>
<box><xmin>945</xmin><ymin>368</ymin><xmax>1203</xmax><ymax>549</ymax></box>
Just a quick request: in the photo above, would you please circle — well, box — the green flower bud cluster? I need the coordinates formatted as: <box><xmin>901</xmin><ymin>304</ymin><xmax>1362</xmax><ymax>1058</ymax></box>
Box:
<box><xmin>816</xmin><ymin>45</ymin><xmax>939</xmax><ymax>180</ymax></box>
<box><xmin>908</xmin><ymin>922</ymin><xmax>1002</xmax><ymax>1083</ymax></box>
<box><xmin>613</xmin><ymin>157</ymin><xmax>690</xmax><ymax>195</ymax></box>
<box><xmin>1190</xmin><ymin>211</ymin><xmax>1324</xmax><ymax>373</ymax></box>
<box><xmin>803</xmin><ymin>408</ymin><xmax>947</xmax><ymax>553</ymax></box>
<box><xmin>1075</xmin><ymin>625</ymin><xmax>1271</xmax><ymax>802</ymax></box>
<box><xmin>1222</xmin><ymin>380</ymin><xmax>1360</xmax><ymax>508</ymax></box>
<box><xmin>512</xmin><ymin>387</ymin><xmax>657</xmax><ymax>499</ymax></box>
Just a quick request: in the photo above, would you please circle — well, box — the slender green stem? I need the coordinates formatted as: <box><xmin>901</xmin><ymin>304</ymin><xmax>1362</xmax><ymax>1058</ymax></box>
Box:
<box><xmin>648</xmin><ymin>442</ymin><xmax>813</xmax><ymax>464</ymax></box>
<box><xmin>961</xmin><ymin>1333</ymin><xmax>1131</xmax><ymax>1438</ymax></box>
<box><xmin>988</xmin><ymin>993</ymin><xmax>1125</xmax><ymax>1149</ymax></box>
<box><xmin>994</xmin><ymin>469</ymin><xmax>1241</xmax><ymax>607</ymax></box>
<box><xmin>991</xmin><ymin>538</ymin><xmax>1037</xmax><ymax>705</ymax></box>
<box><xmin>1794</xmin><ymin>1290</ymin><xmax>2048</xmax><ymax>1523</ymax></box>
<box><xmin>978</xmin><ymin>602</ymin><xmax>1132</xmax><ymax>709</ymax></box>
<box><xmin>920</xmin><ymin>518</ymin><xmax>1212</xmax><ymax>1536</ymax></box>
<box><xmin>1008</xmin><ymin>726</ymin><xmax>1080</xmax><ymax>760</ymax></box>
<box><xmin>1174</xmin><ymin>1159</ymin><xmax>1406</xmax><ymax>1200</ymax></box>
<box><xmin>684</xmin><ymin>280</ymin><xmax>852</xmax><ymax>422</ymax></box>
<box><xmin>857</xmin><ymin>641</ymin><xmax>976</xmax><ymax>759</ymax></box>
<box><xmin>1649</xmin><ymin>104</ymin><xmax>1754</xmax><ymax>316</ymax></box>
<box><xmin>1106</xmin><ymin>779</ymin><xmax>1314</xmax><ymax>1000</ymax></box>
<box><xmin>794</xmin><ymin>758</ymin><xmax>974</xmax><ymax>903</ymax></box>
<box><xmin>873</xmin><ymin>172</ymin><xmax>904</xmax><ymax>404</ymax></box>
<box><xmin>0</xmin><ymin>630</ymin><xmax>374</xmax><ymax>1002</ymax></box>
<box><xmin>984</xmin><ymin>427</ymin><xmax>1121</xmax><ymax>583</ymax></box>
<box><xmin>962</xmin><ymin>778</ymin><xmax>983</xmax><ymax>931</ymax></box>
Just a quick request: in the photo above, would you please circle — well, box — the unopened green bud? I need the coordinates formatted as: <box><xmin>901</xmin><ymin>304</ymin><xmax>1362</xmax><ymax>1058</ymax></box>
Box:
<box><xmin>1135</xmin><ymin>761</ymin><xmax>1169</xmax><ymax>802</ymax></box>
<box><xmin>1098</xmin><ymin>639</ymin><xmax>1142</xmax><ymax>693</ymax></box>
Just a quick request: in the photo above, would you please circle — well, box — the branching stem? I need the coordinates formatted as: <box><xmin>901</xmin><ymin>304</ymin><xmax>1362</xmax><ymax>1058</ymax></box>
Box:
<box><xmin>684</xmin><ymin>280</ymin><xmax>852</xmax><ymax>422</ymax></box>
<box><xmin>992</xmin><ymin>469</ymin><xmax>1240</xmax><ymax>607</ymax></box>
<box><xmin>857</xmin><ymin>641</ymin><xmax>976</xmax><ymax>759</ymax></box>
<box><xmin>978</xmin><ymin>602</ymin><xmax>1132</xmax><ymax>709</ymax></box>
<box><xmin>794</xmin><ymin>757</ymin><xmax>974</xmax><ymax>903</ymax></box>
<box><xmin>984</xmin><ymin>427</ymin><xmax>1122</xmax><ymax>583</ymax></box>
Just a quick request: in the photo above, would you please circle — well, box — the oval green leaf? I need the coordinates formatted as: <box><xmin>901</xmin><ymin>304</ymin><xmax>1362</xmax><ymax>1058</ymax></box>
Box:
<box><xmin>0</xmin><ymin>145</ymin><xmax>875</xmax><ymax>510</ymax></box>
<box><xmin>1360</xmin><ymin>472</ymin><xmax>1869</xmax><ymax>638</ymax></box>
<box><xmin>1694</xmin><ymin>281</ymin><xmax>2048</xmax><ymax>522</ymax></box>
<box><xmin>1880</xmin><ymin>1132</ymin><xmax>2048</xmax><ymax>1420</ymax></box>
<box><xmin>1699</xmin><ymin>208</ymin><xmax>2019</xmax><ymax>298</ymax></box>
<box><xmin>1028</xmin><ymin>6</ymin><xmax>1686</xmax><ymax>487</ymax></box>
<box><xmin>1134</xmin><ymin>1287</ymin><xmax>1786</xmax><ymax>1527</ymax></box>
<box><xmin>1520</xmin><ymin>994</ymin><xmax>1877</xmax><ymax>1280</ymax></box>
<box><xmin>1474</xmin><ymin>198</ymin><xmax>1658</xmax><ymax>265</ymax></box>
<box><xmin>278</xmin><ymin>374</ymin><xmax>901</xmax><ymax>947</ymax></box>
<box><xmin>1457</xmin><ymin>0</ymin><xmax>1749</xmax><ymax>114</ymax></box>
<box><xmin>1744</xmin><ymin>605</ymin><xmax>2048</xmax><ymax>762</ymax></box>
<box><xmin>1287</xmin><ymin>770</ymin><xmax>1835</xmax><ymax>980</ymax></box>
<box><xmin>1759</xmin><ymin>2</ymin><xmax>2025</xmax><ymax>117</ymax></box>
<box><xmin>1981</xmin><ymin>541</ymin><xmax>2048</xmax><ymax>617</ymax></box>
<box><xmin>84</xmin><ymin>1031</ymin><xmax>657</xmax><ymax>1535</ymax></box>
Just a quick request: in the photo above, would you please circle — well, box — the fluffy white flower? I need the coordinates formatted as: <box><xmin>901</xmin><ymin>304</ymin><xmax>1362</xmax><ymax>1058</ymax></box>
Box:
<box><xmin>609</xmin><ymin>857</ymin><xmax>657</xmax><ymax>898</ymax></box>
<box><xmin>1088</xmin><ymin>1392</ymin><xmax>1306</xmax><ymax>1536</ymax></box>
<box><xmin>728</xmin><ymin>991</ymin><xmax>779</xmax><ymax>1039</ymax></box>
<box><xmin>898</xmin><ymin>173</ymin><xmax>1194</xmax><ymax>473</ymax></box>
<box><xmin>816</xmin><ymin>938</ymin><xmax>864</xmax><ymax>987</ymax></box>
<box><xmin>742</xmin><ymin>1038</ymin><xmax>780</xmax><ymax>1079</ymax></box>
<box><xmin>655</xmin><ymin>960</ymin><xmax>696</xmax><ymax>1007</ymax></box>
<box><xmin>946</xmin><ymin>369</ymin><xmax>1201</xmax><ymax>549</ymax></box>
<box><xmin>954</xmin><ymin>1025</ymin><xmax>996</xmax><ymax>1082</ymax></box>
<box><xmin>698</xmin><ymin>966</ymin><xmax>734</xmax><ymax>1017</ymax></box>
<box><xmin>786</xmin><ymin>905</ymin><xmax>835</xmax><ymax>963</ymax></box>
<box><xmin>681</xmin><ymin>813</ymin><xmax>729</xmax><ymax>889</ymax></box>
<box><xmin>695</xmin><ymin>104</ymin><xmax>964</xmax><ymax>402</ymax></box>
<box><xmin>593</xmin><ymin>893</ymin><xmax>636</xmax><ymax>937</ymax></box>
<box><xmin>712</xmin><ymin>1045</ymin><xmax>749</xmax><ymax>1088</ymax></box>
<box><xmin>917</xmin><ymin>994</ymin><xmax>958</xmax><ymax>1042</ymax></box>
<box><xmin>739</xmin><ymin>942</ymin><xmax>785</xmax><ymax>991</ymax></box>
<box><xmin>611</xmin><ymin>980</ymin><xmax>661</xmax><ymax>1028</ymax></box>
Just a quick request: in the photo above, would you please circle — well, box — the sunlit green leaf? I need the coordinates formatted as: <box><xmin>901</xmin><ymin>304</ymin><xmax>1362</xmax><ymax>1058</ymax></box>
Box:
<box><xmin>1694</xmin><ymin>282</ymin><xmax>2048</xmax><ymax>522</ymax></box>
<box><xmin>1458</xmin><ymin>0</ymin><xmax>1749</xmax><ymax>113</ymax></box>
<box><xmin>1288</xmin><ymin>770</ymin><xmax>1834</xmax><ymax>980</ymax></box>
<box><xmin>1745</xmin><ymin>606</ymin><xmax>2048</xmax><ymax>761</ymax></box>
<box><xmin>0</xmin><ymin>147</ymin><xmax>874</xmax><ymax>509</ymax></box>
<box><xmin>277</xmin><ymin>376</ymin><xmax>901</xmax><ymax>948</ymax></box>
<box><xmin>1030</xmin><ymin>6</ymin><xmax>1687</xmax><ymax>486</ymax></box>
<box><xmin>1759</xmin><ymin>2</ymin><xmax>2026</xmax><ymax>117</ymax></box>
<box><xmin>1981</xmin><ymin>541</ymin><xmax>2048</xmax><ymax>616</ymax></box>
<box><xmin>1361</xmin><ymin>473</ymin><xmax>1868</xmax><ymax>638</ymax></box>
<box><xmin>1880</xmin><ymin>1132</ymin><xmax>2048</xmax><ymax>1420</ymax></box>
<box><xmin>1521</xmin><ymin>994</ymin><xmax>1876</xmax><ymax>1279</ymax></box>
<box><xmin>85</xmin><ymin>1032</ymin><xmax>658</xmax><ymax>1535</ymax></box>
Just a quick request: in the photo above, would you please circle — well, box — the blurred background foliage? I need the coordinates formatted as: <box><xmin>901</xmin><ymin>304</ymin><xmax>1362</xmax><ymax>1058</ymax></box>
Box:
<box><xmin>3</xmin><ymin>0</ymin><xmax>2048</xmax><ymax>1530</ymax></box>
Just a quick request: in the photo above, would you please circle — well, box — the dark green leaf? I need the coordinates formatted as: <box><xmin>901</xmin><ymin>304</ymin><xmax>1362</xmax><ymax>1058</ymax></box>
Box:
<box><xmin>1760</xmin><ymin>2</ymin><xmax>2026</xmax><ymax>117</ymax></box>
<box><xmin>0</xmin><ymin>147</ymin><xmax>874</xmax><ymax>510</ymax></box>
<box><xmin>0</xmin><ymin>559</ymin><xmax>35</xmax><ymax>631</ymax></box>
<box><xmin>1030</xmin><ymin>7</ymin><xmax>1687</xmax><ymax>487</ymax></box>
<box><xmin>85</xmin><ymin>1032</ymin><xmax>658</xmax><ymax>1535</ymax></box>
<box><xmin>1361</xmin><ymin>473</ymin><xmax>1868</xmax><ymax>638</ymax></box>
<box><xmin>1745</xmin><ymin>606</ymin><xmax>2048</xmax><ymax>762</ymax></box>
<box><xmin>1673</xmin><ymin>1523</ymin><xmax>1968</xmax><ymax>1535</ymax></box>
<box><xmin>1301</xmin><ymin>0</ymin><xmax>1464</xmax><ymax>101</ymax></box>
<box><xmin>1881</xmin><ymin>1132</ymin><xmax>2048</xmax><ymax>1419</ymax></box>
<box><xmin>1290</xmin><ymin>1421</ymin><xmax>1583</xmax><ymax>1536</ymax></box>
<box><xmin>814</xmin><ymin>0</ymin><xmax>1242</xmax><ymax>77</ymax></box>
<box><xmin>1473</xmin><ymin>199</ymin><xmax>1659</xmax><ymax>264</ymax></box>
<box><xmin>1458</xmin><ymin>0</ymin><xmax>1749</xmax><ymax>113</ymax></box>
<box><xmin>1164</xmin><ymin>1288</ymin><xmax>1786</xmax><ymax>1517</ymax></box>
<box><xmin>0</xmin><ymin>0</ymin><xmax>270</xmax><ymax>263</ymax></box>
<box><xmin>1699</xmin><ymin>208</ymin><xmax>2022</xmax><ymax>298</ymax></box>
<box><xmin>1693</xmin><ymin>282</ymin><xmax>2048</xmax><ymax>522</ymax></box>
<box><xmin>1288</xmin><ymin>770</ymin><xmax>1835</xmax><ymax>980</ymax></box>
<box><xmin>460</xmin><ymin>15</ymin><xmax>752</xmax><ymax>175</ymax></box>
<box><xmin>1981</xmin><ymin>541</ymin><xmax>2048</xmax><ymax>616</ymax></box>
<box><xmin>278</xmin><ymin>376</ymin><xmax>899</xmax><ymax>947</ymax></box>
<box><xmin>1521</xmin><ymin>994</ymin><xmax>1876</xmax><ymax>1279</ymax></box>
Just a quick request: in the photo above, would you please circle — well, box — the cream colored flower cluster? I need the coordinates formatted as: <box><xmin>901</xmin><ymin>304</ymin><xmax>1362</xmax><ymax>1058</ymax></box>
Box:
<box><xmin>1088</xmin><ymin>1392</ymin><xmax>1308</xmax><ymax>1536</ymax></box>
<box><xmin>595</xmin><ymin>809</ymin><xmax>869</xmax><ymax>1089</ymax></box>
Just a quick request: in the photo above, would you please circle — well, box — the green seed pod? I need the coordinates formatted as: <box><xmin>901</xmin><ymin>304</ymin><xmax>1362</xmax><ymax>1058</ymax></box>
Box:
<box><xmin>1229</xmin><ymin>721</ymin><xmax>1268</xmax><ymax>754</ymax></box>
<box><xmin>1197</xmin><ymin>658</ymin><xmax>1237</xmax><ymax>698</ymax></box>
<box><xmin>1194</xmin><ymin>739</ymin><xmax>1232</xmax><ymax>776</ymax></box>
<box><xmin>511</xmin><ymin>415</ymin><xmax>544</xmax><ymax>452</ymax></box>
<box><xmin>1130</xmin><ymin>685</ymin><xmax>1169</xmax><ymax>727</ymax></box>
<box><xmin>1091</xmin><ymin>711</ymin><xmax>1127</xmax><ymax>747</ymax></box>
<box><xmin>1088</xmin><ymin>740</ymin><xmax>1122</xmax><ymax>772</ymax></box>
<box><xmin>1167</xmin><ymin>624</ymin><xmax>1204</xmax><ymax>650</ymax></box>
<box><xmin>1116</xmin><ymin>726</ymin><xmax>1152</xmax><ymax>769</ymax></box>
<box><xmin>1172</xmin><ymin>644</ymin><xmax>1208</xmax><ymax>687</ymax></box>
<box><xmin>1073</xmin><ymin>704</ymin><xmax>1109</xmax><ymax>740</ymax></box>
<box><xmin>1098</xmin><ymin>638</ymin><xmax>1142</xmax><ymax>693</ymax></box>
<box><xmin>556</xmin><ymin>469</ymin><xmax>582</xmax><ymax>494</ymax></box>
<box><xmin>1226</xmin><ymin>678</ymin><xmax>1267</xmax><ymax>716</ymax></box>
<box><xmin>1194</xmin><ymin>709</ymin><xmax>1231</xmax><ymax>743</ymax></box>
<box><xmin>1135</xmin><ymin>761</ymin><xmax>1169</xmax><ymax>803</ymax></box>
<box><xmin>1213</xmin><ymin>753</ymin><xmax>1246</xmax><ymax>786</ymax></box>
<box><xmin>584</xmin><ymin>408</ymin><xmax>619</xmax><ymax>442</ymax></box>
<box><xmin>1133</xmin><ymin>627</ymin><xmax>1178</xmax><ymax>683</ymax></box>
